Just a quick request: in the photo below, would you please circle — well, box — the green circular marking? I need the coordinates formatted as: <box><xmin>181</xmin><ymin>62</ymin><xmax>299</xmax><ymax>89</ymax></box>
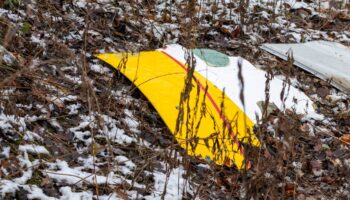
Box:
<box><xmin>193</xmin><ymin>48</ymin><xmax>230</xmax><ymax>67</ymax></box>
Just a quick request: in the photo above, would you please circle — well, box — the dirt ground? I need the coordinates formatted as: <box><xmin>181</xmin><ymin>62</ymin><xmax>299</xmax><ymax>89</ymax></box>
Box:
<box><xmin>0</xmin><ymin>1</ymin><xmax>349</xmax><ymax>199</ymax></box>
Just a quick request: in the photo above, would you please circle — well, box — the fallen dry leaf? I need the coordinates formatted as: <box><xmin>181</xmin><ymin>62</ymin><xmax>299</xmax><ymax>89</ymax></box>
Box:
<box><xmin>340</xmin><ymin>134</ymin><xmax>350</xmax><ymax>143</ymax></box>
<box><xmin>285</xmin><ymin>183</ymin><xmax>295</xmax><ymax>197</ymax></box>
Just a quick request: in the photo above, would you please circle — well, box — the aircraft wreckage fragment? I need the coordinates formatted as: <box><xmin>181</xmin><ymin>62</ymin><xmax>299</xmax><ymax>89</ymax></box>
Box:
<box><xmin>261</xmin><ymin>41</ymin><xmax>350</xmax><ymax>94</ymax></box>
<box><xmin>96</xmin><ymin>44</ymin><xmax>314</xmax><ymax>170</ymax></box>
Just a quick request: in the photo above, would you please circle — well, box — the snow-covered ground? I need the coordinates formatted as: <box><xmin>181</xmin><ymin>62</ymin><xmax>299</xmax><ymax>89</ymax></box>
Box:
<box><xmin>0</xmin><ymin>0</ymin><xmax>349</xmax><ymax>199</ymax></box>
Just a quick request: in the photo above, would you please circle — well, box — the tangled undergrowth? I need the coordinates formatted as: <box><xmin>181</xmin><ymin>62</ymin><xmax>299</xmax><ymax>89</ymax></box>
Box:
<box><xmin>0</xmin><ymin>0</ymin><xmax>349</xmax><ymax>199</ymax></box>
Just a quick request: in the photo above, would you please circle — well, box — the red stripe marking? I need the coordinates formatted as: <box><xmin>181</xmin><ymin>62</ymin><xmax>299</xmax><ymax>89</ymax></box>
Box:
<box><xmin>160</xmin><ymin>51</ymin><xmax>246</xmax><ymax>157</ymax></box>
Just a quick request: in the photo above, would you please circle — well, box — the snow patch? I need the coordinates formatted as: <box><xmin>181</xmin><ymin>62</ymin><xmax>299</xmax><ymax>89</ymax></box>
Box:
<box><xmin>144</xmin><ymin>165</ymin><xmax>193</xmax><ymax>200</ymax></box>
<box><xmin>0</xmin><ymin>146</ymin><xmax>10</xmax><ymax>158</ymax></box>
<box><xmin>19</xmin><ymin>145</ymin><xmax>50</xmax><ymax>155</ymax></box>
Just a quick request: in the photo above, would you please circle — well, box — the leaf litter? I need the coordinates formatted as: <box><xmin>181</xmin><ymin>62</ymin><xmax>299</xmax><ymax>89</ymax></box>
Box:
<box><xmin>0</xmin><ymin>0</ymin><xmax>349</xmax><ymax>199</ymax></box>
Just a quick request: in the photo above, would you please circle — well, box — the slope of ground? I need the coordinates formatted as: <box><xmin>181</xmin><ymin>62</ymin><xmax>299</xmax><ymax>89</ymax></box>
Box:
<box><xmin>0</xmin><ymin>0</ymin><xmax>349</xmax><ymax>199</ymax></box>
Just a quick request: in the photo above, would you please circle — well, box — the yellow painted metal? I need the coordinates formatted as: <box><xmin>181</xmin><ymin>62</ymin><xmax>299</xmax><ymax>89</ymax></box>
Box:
<box><xmin>96</xmin><ymin>51</ymin><xmax>260</xmax><ymax>169</ymax></box>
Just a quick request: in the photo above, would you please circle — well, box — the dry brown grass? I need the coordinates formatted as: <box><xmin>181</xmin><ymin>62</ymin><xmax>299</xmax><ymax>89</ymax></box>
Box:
<box><xmin>0</xmin><ymin>1</ymin><xmax>349</xmax><ymax>199</ymax></box>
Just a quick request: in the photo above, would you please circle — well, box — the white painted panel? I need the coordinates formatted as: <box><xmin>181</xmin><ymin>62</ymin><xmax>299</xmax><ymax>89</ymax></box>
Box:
<box><xmin>261</xmin><ymin>41</ymin><xmax>350</xmax><ymax>94</ymax></box>
<box><xmin>160</xmin><ymin>44</ymin><xmax>315</xmax><ymax>123</ymax></box>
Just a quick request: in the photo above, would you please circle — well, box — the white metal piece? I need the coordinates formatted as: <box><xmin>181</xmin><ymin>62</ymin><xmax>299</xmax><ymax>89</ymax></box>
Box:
<box><xmin>261</xmin><ymin>41</ymin><xmax>350</xmax><ymax>94</ymax></box>
<box><xmin>161</xmin><ymin>44</ymin><xmax>315</xmax><ymax>123</ymax></box>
